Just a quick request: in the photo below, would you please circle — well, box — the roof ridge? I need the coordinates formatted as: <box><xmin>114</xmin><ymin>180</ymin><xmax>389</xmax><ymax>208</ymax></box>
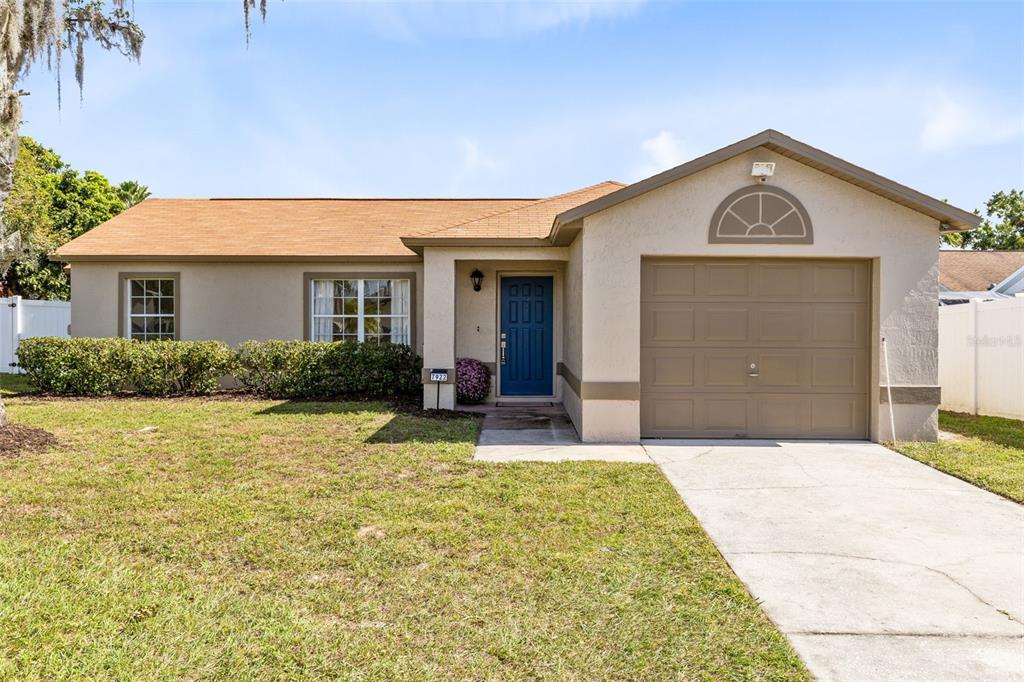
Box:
<box><xmin>202</xmin><ymin>197</ymin><xmax>538</xmax><ymax>202</ymax></box>
<box><xmin>410</xmin><ymin>180</ymin><xmax>625</xmax><ymax>238</ymax></box>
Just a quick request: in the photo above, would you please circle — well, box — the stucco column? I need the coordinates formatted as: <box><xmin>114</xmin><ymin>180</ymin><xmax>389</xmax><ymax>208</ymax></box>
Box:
<box><xmin>421</xmin><ymin>248</ymin><xmax>456</xmax><ymax>410</ymax></box>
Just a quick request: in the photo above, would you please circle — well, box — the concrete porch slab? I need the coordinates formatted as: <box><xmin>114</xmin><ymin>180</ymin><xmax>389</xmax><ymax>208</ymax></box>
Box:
<box><xmin>469</xmin><ymin>403</ymin><xmax>651</xmax><ymax>463</ymax></box>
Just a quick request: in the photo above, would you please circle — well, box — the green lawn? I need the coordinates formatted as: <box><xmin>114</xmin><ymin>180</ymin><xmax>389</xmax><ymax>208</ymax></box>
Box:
<box><xmin>0</xmin><ymin>390</ymin><xmax>806</xmax><ymax>680</ymax></box>
<box><xmin>893</xmin><ymin>411</ymin><xmax>1024</xmax><ymax>503</ymax></box>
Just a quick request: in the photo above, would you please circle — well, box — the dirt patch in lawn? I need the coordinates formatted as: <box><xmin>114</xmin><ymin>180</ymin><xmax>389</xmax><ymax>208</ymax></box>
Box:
<box><xmin>0</xmin><ymin>423</ymin><xmax>56</xmax><ymax>457</ymax></box>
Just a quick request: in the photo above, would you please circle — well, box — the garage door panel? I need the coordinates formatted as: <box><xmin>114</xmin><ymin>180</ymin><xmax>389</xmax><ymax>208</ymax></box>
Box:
<box><xmin>809</xmin><ymin>395</ymin><xmax>867</xmax><ymax>436</ymax></box>
<box><xmin>641</xmin><ymin>349</ymin><xmax>695</xmax><ymax>389</ymax></box>
<box><xmin>642</xmin><ymin>262</ymin><xmax>696</xmax><ymax>298</ymax></box>
<box><xmin>641</xmin><ymin>258</ymin><xmax>869</xmax><ymax>439</ymax></box>
<box><xmin>702</xmin><ymin>263</ymin><xmax>751</xmax><ymax>296</ymax></box>
<box><xmin>704</xmin><ymin>352</ymin><xmax>750</xmax><ymax>388</ymax></box>
<box><xmin>648</xmin><ymin>303</ymin><xmax>866</xmax><ymax>348</ymax></box>
<box><xmin>704</xmin><ymin>398</ymin><xmax>748</xmax><ymax>431</ymax></box>
<box><xmin>811</xmin><ymin>307</ymin><xmax>867</xmax><ymax>345</ymax></box>
<box><xmin>755</xmin><ymin>395</ymin><xmax>812</xmax><ymax>435</ymax></box>
<box><xmin>757</xmin><ymin>353</ymin><xmax>803</xmax><ymax>387</ymax></box>
<box><xmin>641</xmin><ymin>303</ymin><xmax>696</xmax><ymax>345</ymax></box>
<box><xmin>755</xmin><ymin>262</ymin><xmax>806</xmax><ymax>297</ymax></box>
<box><xmin>811</xmin><ymin>262</ymin><xmax>869</xmax><ymax>299</ymax></box>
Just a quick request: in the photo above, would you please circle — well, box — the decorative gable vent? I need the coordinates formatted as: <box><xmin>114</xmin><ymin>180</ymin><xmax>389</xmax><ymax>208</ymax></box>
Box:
<box><xmin>708</xmin><ymin>185</ymin><xmax>813</xmax><ymax>244</ymax></box>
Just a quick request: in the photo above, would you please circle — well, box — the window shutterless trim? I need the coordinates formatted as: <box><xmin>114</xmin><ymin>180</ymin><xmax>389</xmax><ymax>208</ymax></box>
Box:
<box><xmin>117</xmin><ymin>272</ymin><xmax>181</xmax><ymax>340</ymax></box>
<box><xmin>302</xmin><ymin>271</ymin><xmax>417</xmax><ymax>348</ymax></box>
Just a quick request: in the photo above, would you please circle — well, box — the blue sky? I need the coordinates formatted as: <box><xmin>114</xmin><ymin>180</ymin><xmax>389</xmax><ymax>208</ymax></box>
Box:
<box><xmin>17</xmin><ymin>1</ymin><xmax>1024</xmax><ymax>212</ymax></box>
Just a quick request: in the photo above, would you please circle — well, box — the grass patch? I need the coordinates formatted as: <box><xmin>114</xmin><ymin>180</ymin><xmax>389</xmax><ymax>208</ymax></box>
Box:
<box><xmin>0</xmin><ymin>397</ymin><xmax>806</xmax><ymax>680</ymax></box>
<box><xmin>0</xmin><ymin>373</ymin><xmax>36</xmax><ymax>396</ymax></box>
<box><xmin>892</xmin><ymin>411</ymin><xmax>1024</xmax><ymax>503</ymax></box>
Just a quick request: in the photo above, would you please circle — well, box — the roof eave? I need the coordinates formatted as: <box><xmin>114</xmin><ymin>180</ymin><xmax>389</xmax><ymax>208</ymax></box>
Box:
<box><xmin>52</xmin><ymin>253</ymin><xmax>423</xmax><ymax>263</ymax></box>
<box><xmin>549</xmin><ymin>129</ymin><xmax>982</xmax><ymax>236</ymax></box>
<box><xmin>399</xmin><ymin>236</ymin><xmax>552</xmax><ymax>254</ymax></box>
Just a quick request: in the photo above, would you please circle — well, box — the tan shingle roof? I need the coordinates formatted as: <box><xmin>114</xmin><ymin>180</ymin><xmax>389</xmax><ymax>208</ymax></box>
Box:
<box><xmin>940</xmin><ymin>251</ymin><xmax>1024</xmax><ymax>291</ymax></box>
<box><xmin>53</xmin><ymin>197</ymin><xmax>537</xmax><ymax>260</ymax></box>
<box><xmin>407</xmin><ymin>181</ymin><xmax>626</xmax><ymax>242</ymax></box>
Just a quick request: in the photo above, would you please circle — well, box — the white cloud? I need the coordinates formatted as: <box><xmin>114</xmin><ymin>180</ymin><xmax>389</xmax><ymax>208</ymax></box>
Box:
<box><xmin>458</xmin><ymin>138</ymin><xmax>498</xmax><ymax>174</ymax></box>
<box><xmin>920</xmin><ymin>91</ymin><xmax>1024</xmax><ymax>152</ymax></box>
<box><xmin>634</xmin><ymin>130</ymin><xmax>690</xmax><ymax>180</ymax></box>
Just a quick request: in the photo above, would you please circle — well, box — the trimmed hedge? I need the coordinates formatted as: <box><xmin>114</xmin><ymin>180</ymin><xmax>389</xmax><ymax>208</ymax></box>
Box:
<box><xmin>17</xmin><ymin>337</ymin><xmax>235</xmax><ymax>396</ymax></box>
<box><xmin>17</xmin><ymin>337</ymin><xmax>422</xmax><ymax>399</ymax></box>
<box><xmin>235</xmin><ymin>340</ymin><xmax>421</xmax><ymax>398</ymax></box>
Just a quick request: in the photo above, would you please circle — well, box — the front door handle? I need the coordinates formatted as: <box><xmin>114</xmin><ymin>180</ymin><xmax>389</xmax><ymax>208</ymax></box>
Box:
<box><xmin>748</xmin><ymin>362</ymin><xmax>759</xmax><ymax>378</ymax></box>
<box><xmin>500</xmin><ymin>341</ymin><xmax>507</xmax><ymax>365</ymax></box>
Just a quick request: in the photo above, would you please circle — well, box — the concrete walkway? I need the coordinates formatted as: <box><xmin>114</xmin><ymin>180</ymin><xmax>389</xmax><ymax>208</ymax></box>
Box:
<box><xmin>470</xmin><ymin>404</ymin><xmax>648</xmax><ymax>462</ymax></box>
<box><xmin>646</xmin><ymin>439</ymin><xmax>1024</xmax><ymax>682</ymax></box>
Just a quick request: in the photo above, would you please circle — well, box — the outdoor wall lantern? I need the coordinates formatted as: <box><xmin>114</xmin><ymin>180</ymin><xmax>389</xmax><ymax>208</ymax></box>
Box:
<box><xmin>470</xmin><ymin>269</ymin><xmax>484</xmax><ymax>292</ymax></box>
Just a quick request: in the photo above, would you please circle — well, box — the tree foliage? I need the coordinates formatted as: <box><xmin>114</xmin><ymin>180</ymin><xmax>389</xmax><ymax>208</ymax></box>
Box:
<box><xmin>947</xmin><ymin>189</ymin><xmax>1024</xmax><ymax>251</ymax></box>
<box><xmin>5</xmin><ymin>136</ymin><xmax>129</xmax><ymax>299</ymax></box>
<box><xmin>116</xmin><ymin>179</ymin><xmax>149</xmax><ymax>207</ymax></box>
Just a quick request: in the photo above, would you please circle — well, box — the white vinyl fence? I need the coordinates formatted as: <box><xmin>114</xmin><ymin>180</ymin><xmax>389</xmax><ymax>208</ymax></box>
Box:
<box><xmin>0</xmin><ymin>296</ymin><xmax>71</xmax><ymax>373</ymax></box>
<box><xmin>939</xmin><ymin>297</ymin><xmax>1024</xmax><ymax>419</ymax></box>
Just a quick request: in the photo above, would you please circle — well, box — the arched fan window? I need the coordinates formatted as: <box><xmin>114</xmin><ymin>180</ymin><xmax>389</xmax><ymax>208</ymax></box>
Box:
<box><xmin>709</xmin><ymin>185</ymin><xmax>813</xmax><ymax>244</ymax></box>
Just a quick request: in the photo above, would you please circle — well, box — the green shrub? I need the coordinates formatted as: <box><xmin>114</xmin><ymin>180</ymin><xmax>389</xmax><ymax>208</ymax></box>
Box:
<box><xmin>17</xmin><ymin>337</ymin><xmax>134</xmax><ymax>395</ymax></box>
<box><xmin>17</xmin><ymin>337</ymin><xmax>234</xmax><ymax>396</ymax></box>
<box><xmin>235</xmin><ymin>340</ymin><xmax>421</xmax><ymax>399</ymax></box>
<box><xmin>127</xmin><ymin>340</ymin><xmax>236</xmax><ymax>396</ymax></box>
<box><xmin>17</xmin><ymin>337</ymin><xmax>421</xmax><ymax>399</ymax></box>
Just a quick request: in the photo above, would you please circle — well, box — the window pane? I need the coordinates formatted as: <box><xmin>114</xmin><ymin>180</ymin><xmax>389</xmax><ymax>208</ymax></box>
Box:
<box><xmin>160</xmin><ymin>317</ymin><xmax>175</xmax><ymax>335</ymax></box>
<box><xmin>390</xmin><ymin>316</ymin><xmax>409</xmax><ymax>344</ymax></box>
<box><xmin>363</xmin><ymin>317</ymin><xmax>379</xmax><ymax>335</ymax></box>
<box><xmin>160</xmin><ymin>280</ymin><xmax>174</xmax><ymax>297</ymax></box>
<box><xmin>131</xmin><ymin>319</ymin><xmax>144</xmax><ymax>336</ymax></box>
<box><xmin>364</xmin><ymin>298</ymin><xmax>379</xmax><ymax>315</ymax></box>
<box><xmin>131</xmin><ymin>299</ymin><xmax>145</xmax><ymax>315</ymax></box>
<box><xmin>335</xmin><ymin>280</ymin><xmax>357</xmax><ymax>298</ymax></box>
<box><xmin>364</xmin><ymin>279</ymin><xmax>382</xmax><ymax>298</ymax></box>
<box><xmin>145</xmin><ymin>298</ymin><xmax>159</xmax><ymax>315</ymax></box>
<box><xmin>376</xmin><ymin>297</ymin><xmax>392</xmax><ymax>315</ymax></box>
<box><xmin>313</xmin><ymin>317</ymin><xmax>332</xmax><ymax>342</ymax></box>
<box><xmin>392</xmin><ymin>280</ymin><xmax>410</xmax><ymax>316</ymax></box>
<box><xmin>131</xmin><ymin>280</ymin><xmax>144</xmax><ymax>297</ymax></box>
<box><xmin>160</xmin><ymin>298</ymin><xmax>175</xmax><ymax>315</ymax></box>
<box><xmin>144</xmin><ymin>280</ymin><xmax>161</xmax><ymax>296</ymax></box>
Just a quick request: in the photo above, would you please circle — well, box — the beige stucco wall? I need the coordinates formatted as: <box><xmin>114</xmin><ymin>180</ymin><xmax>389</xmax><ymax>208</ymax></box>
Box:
<box><xmin>576</xmin><ymin>147</ymin><xmax>941</xmax><ymax>442</ymax></box>
<box><xmin>68</xmin><ymin>260</ymin><xmax>424</xmax><ymax>351</ymax></box>
<box><xmin>561</xmin><ymin>237</ymin><xmax>584</xmax><ymax>430</ymax></box>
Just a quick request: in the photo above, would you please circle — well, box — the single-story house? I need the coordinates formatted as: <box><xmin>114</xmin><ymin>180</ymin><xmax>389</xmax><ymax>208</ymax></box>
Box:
<box><xmin>53</xmin><ymin>130</ymin><xmax>980</xmax><ymax>442</ymax></box>
<box><xmin>939</xmin><ymin>250</ymin><xmax>1024</xmax><ymax>305</ymax></box>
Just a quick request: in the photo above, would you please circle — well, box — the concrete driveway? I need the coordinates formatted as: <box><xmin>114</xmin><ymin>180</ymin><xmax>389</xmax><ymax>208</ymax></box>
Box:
<box><xmin>645</xmin><ymin>440</ymin><xmax>1024</xmax><ymax>682</ymax></box>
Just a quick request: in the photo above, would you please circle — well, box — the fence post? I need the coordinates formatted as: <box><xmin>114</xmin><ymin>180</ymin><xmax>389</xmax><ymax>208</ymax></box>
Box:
<box><xmin>1018</xmin><ymin>297</ymin><xmax>1024</xmax><ymax>419</ymax></box>
<box><xmin>969</xmin><ymin>298</ymin><xmax>979</xmax><ymax>415</ymax></box>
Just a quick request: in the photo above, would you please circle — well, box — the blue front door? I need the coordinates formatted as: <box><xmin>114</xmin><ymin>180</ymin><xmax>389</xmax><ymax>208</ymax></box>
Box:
<box><xmin>500</xmin><ymin>276</ymin><xmax>553</xmax><ymax>396</ymax></box>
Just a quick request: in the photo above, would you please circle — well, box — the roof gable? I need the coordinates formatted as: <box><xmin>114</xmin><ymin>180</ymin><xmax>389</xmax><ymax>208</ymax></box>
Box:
<box><xmin>550</xmin><ymin>129</ymin><xmax>980</xmax><ymax>245</ymax></box>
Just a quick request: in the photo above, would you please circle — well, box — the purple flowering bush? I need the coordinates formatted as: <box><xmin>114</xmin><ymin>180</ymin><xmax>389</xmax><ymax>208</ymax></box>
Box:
<box><xmin>456</xmin><ymin>357</ymin><xmax>491</xmax><ymax>404</ymax></box>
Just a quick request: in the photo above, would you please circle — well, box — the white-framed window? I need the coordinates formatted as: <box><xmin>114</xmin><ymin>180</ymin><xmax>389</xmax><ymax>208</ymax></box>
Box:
<box><xmin>127</xmin><ymin>278</ymin><xmax>176</xmax><ymax>340</ymax></box>
<box><xmin>311</xmin><ymin>278</ymin><xmax>410</xmax><ymax>345</ymax></box>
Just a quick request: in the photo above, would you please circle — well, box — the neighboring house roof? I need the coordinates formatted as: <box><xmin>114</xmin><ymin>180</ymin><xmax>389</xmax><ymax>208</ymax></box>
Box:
<box><xmin>939</xmin><ymin>251</ymin><xmax>1024</xmax><ymax>292</ymax></box>
<box><xmin>400</xmin><ymin>181</ymin><xmax>624</xmax><ymax>250</ymax></box>
<box><xmin>53</xmin><ymin>197</ymin><xmax>538</xmax><ymax>261</ymax></box>
<box><xmin>549</xmin><ymin>129</ymin><xmax>981</xmax><ymax>244</ymax></box>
